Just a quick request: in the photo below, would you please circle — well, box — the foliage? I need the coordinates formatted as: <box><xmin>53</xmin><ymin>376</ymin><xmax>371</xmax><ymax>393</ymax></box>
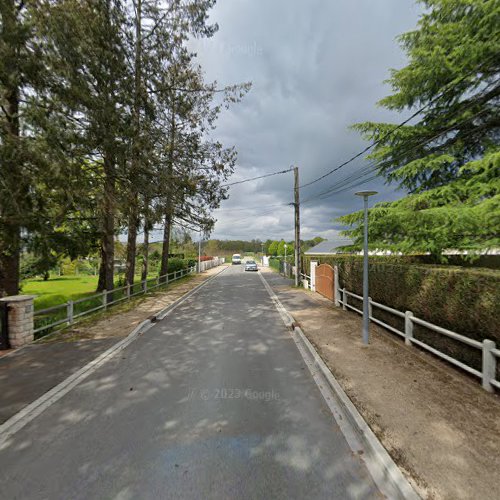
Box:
<box><xmin>268</xmin><ymin>241</ymin><xmax>278</xmax><ymax>256</ymax></box>
<box><xmin>339</xmin><ymin>152</ymin><xmax>500</xmax><ymax>257</ymax></box>
<box><xmin>342</xmin><ymin>0</ymin><xmax>500</xmax><ymax>257</ymax></box>
<box><xmin>0</xmin><ymin>0</ymin><xmax>249</xmax><ymax>296</ymax></box>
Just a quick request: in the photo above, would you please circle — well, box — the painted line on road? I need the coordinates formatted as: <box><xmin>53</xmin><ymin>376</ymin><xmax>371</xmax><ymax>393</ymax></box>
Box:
<box><xmin>0</xmin><ymin>266</ymin><xmax>228</xmax><ymax>449</ymax></box>
<box><xmin>258</xmin><ymin>271</ymin><xmax>420</xmax><ymax>500</ymax></box>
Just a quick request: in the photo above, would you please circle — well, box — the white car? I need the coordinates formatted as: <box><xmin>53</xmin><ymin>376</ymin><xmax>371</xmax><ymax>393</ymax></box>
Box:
<box><xmin>244</xmin><ymin>260</ymin><xmax>258</xmax><ymax>272</ymax></box>
<box><xmin>231</xmin><ymin>254</ymin><xmax>242</xmax><ymax>265</ymax></box>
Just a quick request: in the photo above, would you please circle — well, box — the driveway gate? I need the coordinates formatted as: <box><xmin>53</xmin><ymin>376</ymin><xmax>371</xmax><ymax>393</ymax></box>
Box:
<box><xmin>315</xmin><ymin>264</ymin><xmax>335</xmax><ymax>301</ymax></box>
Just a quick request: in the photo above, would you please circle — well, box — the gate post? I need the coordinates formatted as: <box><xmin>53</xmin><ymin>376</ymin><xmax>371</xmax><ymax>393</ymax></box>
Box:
<box><xmin>0</xmin><ymin>295</ymin><xmax>35</xmax><ymax>349</ymax></box>
<box><xmin>310</xmin><ymin>261</ymin><xmax>318</xmax><ymax>292</ymax></box>
<box><xmin>334</xmin><ymin>265</ymin><xmax>340</xmax><ymax>307</ymax></box>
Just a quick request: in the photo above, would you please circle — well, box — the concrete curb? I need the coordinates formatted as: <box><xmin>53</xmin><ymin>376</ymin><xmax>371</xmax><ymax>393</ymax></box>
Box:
<box><xmin>293</xmin><ymin>326</ymin><xmax>420</xmax><ymax>499</ymax></box>
<box><xmin>259</xmin><ymin>272</ymin><xmax>420</xmax><ymax>500</ymax></box>
<box><xmin>0</xmin><ymin>266</ymin><xmax>228</xmax><ymax>448</ymax></box>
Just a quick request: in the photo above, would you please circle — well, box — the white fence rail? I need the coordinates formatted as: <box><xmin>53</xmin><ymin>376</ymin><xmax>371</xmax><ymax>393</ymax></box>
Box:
<box><xmin>34</xmin><ymin>258</ymin><xmax>224</xmax><ymax>337</ymax></box>
<box><xmin>198</xmin><ymin>257</ymin><xmax>225</xmax><ymax>272</ymax></box>
<box><xmin>338</xmin><ymin>287</ymin><xmax>499</xmax><ymax>393</ymax></box>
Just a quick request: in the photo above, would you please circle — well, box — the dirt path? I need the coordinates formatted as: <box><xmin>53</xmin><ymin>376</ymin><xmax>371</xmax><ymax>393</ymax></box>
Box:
<box><xmin>39</xmin><ymin>266</ymin><xmax>228</xmax><ymax>343</ymax></box>
<box><xmin>265</xmin><ymin>271</ymin><xmax>500</xmax><ymax>500</ymax></box>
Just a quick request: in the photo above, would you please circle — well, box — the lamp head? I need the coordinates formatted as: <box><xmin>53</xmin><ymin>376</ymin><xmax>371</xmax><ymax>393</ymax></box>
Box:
<box><xmin>355</xmin><ymin>190</ymin><xmax>378</xmax><ymax>197</ymax></box>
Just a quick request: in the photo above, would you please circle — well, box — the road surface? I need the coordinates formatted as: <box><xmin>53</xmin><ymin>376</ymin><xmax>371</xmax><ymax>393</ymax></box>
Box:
<box><xmin>0</xmin><ymin>266</ymin><xmax>381</xmax><ymax>499</ymax></box>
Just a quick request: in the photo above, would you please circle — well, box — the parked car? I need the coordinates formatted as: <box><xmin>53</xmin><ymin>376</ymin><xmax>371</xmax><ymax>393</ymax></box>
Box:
<box><xmin>244</xmin><ymin>260</ymin><xmax>258</xmax><ymax>272</ymax></box>
<box><xmin>231</xmin><ymin>254</ymin><xmax>242</xmax><ymax>265</ymax></box>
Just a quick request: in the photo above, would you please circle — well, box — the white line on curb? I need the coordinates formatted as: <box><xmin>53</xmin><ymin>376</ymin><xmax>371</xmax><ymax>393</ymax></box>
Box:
<box><xmin>0</xmin><ymin>266</ymin><xmax>228</xmax><ymax>449</ymax></box>
<box><xmin>258</xmin><ymin>272</ymin><xmax>420</xmax><ymax>500</ymax></box>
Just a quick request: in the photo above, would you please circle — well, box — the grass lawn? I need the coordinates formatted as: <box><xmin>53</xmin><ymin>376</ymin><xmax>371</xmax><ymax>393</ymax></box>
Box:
<box><xmin>22</xmin><ymin>276</ymin><xmax>101</xmax><ymax>310</ymax></box>
<box><xmin>22</xmin><ymin>274</ymin><xmax>158</xmax><ymax>311</ymax></box>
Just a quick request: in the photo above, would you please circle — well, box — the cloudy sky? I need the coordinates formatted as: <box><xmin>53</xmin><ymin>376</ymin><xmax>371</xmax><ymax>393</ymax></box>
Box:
<box><xmin>190</xmin><ymin>0</ymin><xmax>422</xmax><ymax>242</ymax></box>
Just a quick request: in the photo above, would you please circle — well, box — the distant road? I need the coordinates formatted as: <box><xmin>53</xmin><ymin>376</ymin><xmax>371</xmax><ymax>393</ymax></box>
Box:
<box><xmin>0</xmin><ymin>265</ymin><xmax>380</xmax><ymax>499</ymax></box>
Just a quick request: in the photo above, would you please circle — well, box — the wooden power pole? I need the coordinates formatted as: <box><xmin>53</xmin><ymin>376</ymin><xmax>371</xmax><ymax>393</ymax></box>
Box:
<box><xmin>294</xmin><ymin>166</ymin><xmax>301</xmax><ymax>287</ymax></box>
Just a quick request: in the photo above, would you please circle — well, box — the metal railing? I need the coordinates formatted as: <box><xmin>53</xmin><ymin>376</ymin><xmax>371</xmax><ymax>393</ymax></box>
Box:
<box><xmin>338</xmin><ymin>287</ymin><xmax>499</xmax><ymax>393</ymax></box>
<box><xmin>34</xmin><ymin>265</ymin><xmax>204</xmax><ymax>337</ymax></box>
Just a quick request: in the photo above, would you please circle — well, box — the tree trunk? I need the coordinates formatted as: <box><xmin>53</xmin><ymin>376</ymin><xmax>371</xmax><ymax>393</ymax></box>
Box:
<box><xmin>125</xmin><ymin>0</ymin><xmax>143</xmax><ymax>287</ymax></box>
<box><xmin>97</xmin><ymin>154</ymin><xmax>115</xmax><ymax>293</ymax></box>
<box><xmin>0</xmin><ymin>229</ymin><xmax>20</xmax><ymax>297</ymax></box>
<box><xmin>160</xmin><ymin>213</ymin><xmax>172</xmax><ymax>282</ymax></box>
<box><xmin>0</xmin><ymin>1</ymin><xmax>22</xmax><ymax>297</ymax></box>
<box><xmin>141</xmin><ymin>214</ymin><xmax>150</xmax><ymax>282</ymax></box>
<box><xmin>125</xmin><ymin>194</ymin><xmax>139</xmax><ymax>285</ymax></box>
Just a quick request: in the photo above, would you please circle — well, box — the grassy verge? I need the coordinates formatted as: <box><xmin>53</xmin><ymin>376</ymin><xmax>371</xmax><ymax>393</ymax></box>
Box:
<box><xmin>22</xmin><ymin>274</ymin><xmax>159</xmax><ymax>311</ymax></box>
<box><xmin>35</xmin><ymin>273</ymin><xmax>197</xmax><ymax>343</ymax></box>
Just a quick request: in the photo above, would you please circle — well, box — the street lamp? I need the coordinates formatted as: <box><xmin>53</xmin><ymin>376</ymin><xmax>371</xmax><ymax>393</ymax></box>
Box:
<box><xmin>354</xmin><ymin>190</ymin><xmax>378</xmax><ymax>345</ymax></box>
<box><xmin>284</xmin><ymin>243</ymin><xmax>287</xmax><ymax>276</ymax></box>
<box><xmin>198</xmin><ymin>230</ymin><xmax>202</xmax><ymax>273</ymax></box>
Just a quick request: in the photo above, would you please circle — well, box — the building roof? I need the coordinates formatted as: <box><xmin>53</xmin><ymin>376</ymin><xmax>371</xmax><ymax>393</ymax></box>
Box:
<box><xmin>304</xmin><ymin>238</ymin><xmax>354</xmax><ymax>255</ymax></box>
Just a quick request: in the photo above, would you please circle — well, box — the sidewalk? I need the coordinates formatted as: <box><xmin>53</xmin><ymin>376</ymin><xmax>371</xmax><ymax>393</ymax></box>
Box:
<box><xmin>0</xmin><ymin>266</ymin><xmax>226</xmax><ymax>425</ymax></box>
<box><xmin>262</xmin><ymin>268</ymin><xmax>500</xmax><ymax>500</ymax></box>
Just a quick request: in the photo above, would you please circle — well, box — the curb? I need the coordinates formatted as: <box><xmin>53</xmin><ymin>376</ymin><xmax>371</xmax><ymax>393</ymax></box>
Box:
<box><xmin>0</xmin><ymin>318</ymin><xmax>153</xmax><ymax>449</ymax></box>
<box><xmin>0</xmin><ymin>266</ymin><xmax>228</xmax><ymax>448</ymax></box>
<box><xmin>258</xmin><ymin>272</ymin><xmax>420</xmax><ymax>500</ymax></box>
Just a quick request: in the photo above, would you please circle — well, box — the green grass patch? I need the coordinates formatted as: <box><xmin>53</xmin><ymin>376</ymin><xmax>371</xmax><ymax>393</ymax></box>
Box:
<box><xmin>22</xmin><ymin>276</ymin><xmax>100</xmax><ymax>310</ymax></box>
<box><xmin>22</xmin><ymin>273</ymin><xmax>158</xmax><ymax>311</ymax></box>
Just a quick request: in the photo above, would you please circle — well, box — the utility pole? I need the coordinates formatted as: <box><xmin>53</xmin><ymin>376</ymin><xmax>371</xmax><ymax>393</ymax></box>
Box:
<box><xmin>294</xmin><ymin>166</ymin><xmax>301</xmax><ymax>287</ymax></box>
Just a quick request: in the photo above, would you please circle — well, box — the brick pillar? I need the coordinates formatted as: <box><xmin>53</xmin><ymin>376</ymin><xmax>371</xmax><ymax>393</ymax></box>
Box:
<box><xmin>0</xmin><ymin>295</ymin><xmax>35</xmax><ymax>348</ymax></box>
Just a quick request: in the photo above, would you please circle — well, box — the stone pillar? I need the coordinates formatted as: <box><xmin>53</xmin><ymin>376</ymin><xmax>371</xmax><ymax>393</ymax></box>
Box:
<box><xmin>0</xmin><ymin>295</ymin><xmax>35</xmax><ymax>348</ymax></box>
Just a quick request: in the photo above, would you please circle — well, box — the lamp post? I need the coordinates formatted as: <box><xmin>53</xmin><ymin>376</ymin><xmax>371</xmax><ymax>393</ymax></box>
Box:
<box><xmin>354</xmin><ymin>190</ymin><xmax>378</xmax><ymax>345</ymax></box>
<box><xmin>198</xmin><ymin>231</ymin><xmax>202</xmax><ymax>273</ymax></box>
<box><xmin>284</xmin><ymin>243</ymin><xmax>287</xmax><ymax>276</ymax></box>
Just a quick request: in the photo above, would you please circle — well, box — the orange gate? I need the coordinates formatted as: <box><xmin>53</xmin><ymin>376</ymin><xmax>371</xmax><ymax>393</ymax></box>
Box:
<box><xmin>315</xmin><ymin>264</ymin><xmax>335</xmax><ymax>301</ymax></box>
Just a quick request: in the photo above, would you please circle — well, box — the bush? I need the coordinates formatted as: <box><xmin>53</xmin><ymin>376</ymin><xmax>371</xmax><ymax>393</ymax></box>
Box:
<box><xmin>303</xmin><ymin>255</ymin><xmax>500</xmax><ymax>373</ymax></box>
<box><xmin>166</xmin><ymin>258</ymin><xmax>188</xmax><ymax>273</ymax></box>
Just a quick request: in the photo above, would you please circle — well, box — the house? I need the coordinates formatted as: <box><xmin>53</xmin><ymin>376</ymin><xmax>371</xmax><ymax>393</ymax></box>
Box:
<box><xmin>304</xmin><ymin>238</ymin><xmax>354</xmax><ymax>256</ymax></box>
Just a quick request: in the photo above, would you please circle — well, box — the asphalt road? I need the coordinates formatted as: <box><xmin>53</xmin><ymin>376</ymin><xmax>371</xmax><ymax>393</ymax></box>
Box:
<box><xmin>0</xmin><ymin>266</ymin><xmax>380</xmax><ymax>499</ymax></box>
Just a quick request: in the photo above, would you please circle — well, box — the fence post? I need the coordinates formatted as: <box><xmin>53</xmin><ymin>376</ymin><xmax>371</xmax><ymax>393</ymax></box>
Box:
<box><xmin>482</xmin><ymin>339</ymin><xmax>496</xmax><ymax>393</ymax></box>
<box><xmin>126</xmin><ymin>284</ymin><xmax>131</xmax><ymax>299</ymax></box>
<box><xmin>368</xmin><ymin>297</ymin><xmax>373</xmax><ymax>319</ymax></box>
<box><xmin>143</xmin><ymin>279</ymin><xmax>147</xmax><ymax>294</ymax></box>
<box><xmin>102</xmin><ymin>290</ymin><xmax>108</xmax><ymax>310</ymax></box>
<box><xmin>67</xmin><ymin>300</ymin><xmax>74</xmax><ymax>324</ymax></box>
<box><xmin>404</xmin><ymin>311</ymin><xmax>414</xmax><ymax>346</ymax></box>
<box><xmin>334</xmin><ymin>266</ymin><xmax>340</xmax><ymax>307</ymax></box>
<box><xmin>342</xmin><ymin>289</ymin><xmax>347</xmax><ymax>311</ymax></box>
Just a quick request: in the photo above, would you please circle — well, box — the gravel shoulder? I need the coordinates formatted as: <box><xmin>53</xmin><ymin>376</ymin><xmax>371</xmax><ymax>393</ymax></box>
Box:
<box><xmin>262</xmin><ymin>268</ymin><xmax>500</xmax><ymax>500</ymax></box>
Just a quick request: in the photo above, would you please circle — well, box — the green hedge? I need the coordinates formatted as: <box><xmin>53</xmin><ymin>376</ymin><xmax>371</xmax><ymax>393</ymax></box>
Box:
<box><xmin>269</xmin><ymin>258</ymin><xmax>281</xmax><ymax>272</ymax></box>
<box><xmin>303</xmin><ymin>255</ymin><xmax>500</xmax><ymax>373</ymax></box>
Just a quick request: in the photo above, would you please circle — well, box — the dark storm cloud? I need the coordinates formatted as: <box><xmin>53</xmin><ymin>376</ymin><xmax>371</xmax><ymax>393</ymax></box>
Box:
<box><xmin>190</xmin><ymin>0</ymin><xmax>421</xmax><ymax>241</ymax></box>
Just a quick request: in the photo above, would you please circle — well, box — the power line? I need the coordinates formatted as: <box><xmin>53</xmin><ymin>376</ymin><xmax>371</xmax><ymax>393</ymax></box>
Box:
<box><xmin>301</xmin><ymin>106</ymin><xmax>490</xmax><ymax>205</ymax></box>
<box><xmin>213</xmin><ymin>202</ymin><xmax>288</xmax><ymax>212</ymax></box>
<box><xmin>221</xmin><ymin>167</ymin><xmax>293</xmax><ymax>187</ymax></box>
<box><xmin>299</xmin><ymin>57</ymin><xmax>498</xmax><ymax>190</ymax></box>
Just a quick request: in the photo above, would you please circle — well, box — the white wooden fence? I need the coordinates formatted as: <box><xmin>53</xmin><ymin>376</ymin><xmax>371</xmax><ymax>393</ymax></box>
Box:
<box><xmin>304</xmin><ymin>264</ymin><xmax>499</xmax><ymax>393</ymax></box>
<box><xmin>34</xmin><ymin>257</ymin><xmax>224</xmax><ymax>337</ymax></box>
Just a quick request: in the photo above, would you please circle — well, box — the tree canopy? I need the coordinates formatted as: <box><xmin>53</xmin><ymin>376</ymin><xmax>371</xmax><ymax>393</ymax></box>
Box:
<box><xmin>0</xmin><ymin>0</ymin><xmax>250</xmax><ymax>296</ymax></box>
<box><xmin>339</xmin><ymin>0</ymin><xmax>500</xmax><ymax>257</ymax></box>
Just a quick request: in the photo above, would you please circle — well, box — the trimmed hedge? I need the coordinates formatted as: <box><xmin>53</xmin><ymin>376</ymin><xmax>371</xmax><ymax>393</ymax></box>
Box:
<box><xmin>303</xmin><ymin>255</ymin><xmax>500</xmax><ymax>374</ymax></box>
